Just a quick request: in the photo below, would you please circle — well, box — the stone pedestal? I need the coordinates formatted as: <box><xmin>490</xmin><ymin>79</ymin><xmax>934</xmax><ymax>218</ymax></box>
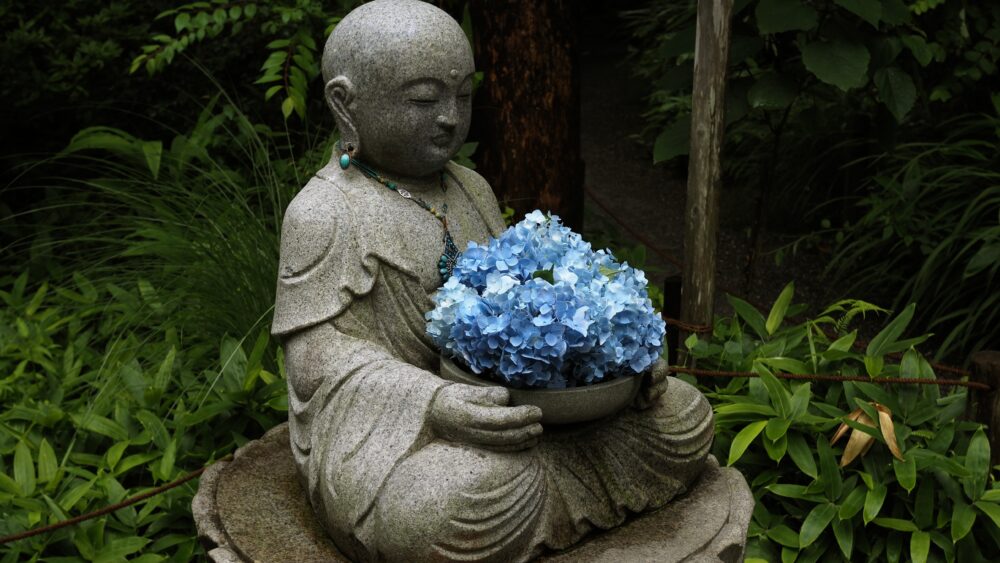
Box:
<box><xmin>193</xmin><ymin>424</ymin><xmax>753</xmax><ymax>562</ymax></box>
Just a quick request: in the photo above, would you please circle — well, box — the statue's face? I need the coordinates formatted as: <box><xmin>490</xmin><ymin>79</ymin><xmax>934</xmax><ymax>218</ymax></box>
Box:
<box><xmin>351</xmin><ymin>37</ymin><xmax>475</xmax><ymax>178</ymax></box>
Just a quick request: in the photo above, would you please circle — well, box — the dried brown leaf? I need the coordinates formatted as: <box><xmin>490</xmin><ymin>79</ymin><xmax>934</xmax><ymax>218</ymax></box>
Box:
<box><xmin>830</xmin><ymin>407</ymin><xmax>864</xmax><ymax>445</ymax></box>
<box><xmin>876</xmin><ymin>405</ymin><xmax>905</xmax><ymax>461</ymax></box>
<box><xmin>840</xmin><ymin>412</ymin><xmax>876</xmax><ymax>467</ymax></box>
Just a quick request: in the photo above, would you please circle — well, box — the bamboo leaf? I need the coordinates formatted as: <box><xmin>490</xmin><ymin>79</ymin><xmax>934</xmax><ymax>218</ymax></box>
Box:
<box><xmin>951</xmin><ymin>501</ymin><xmax>976</xmax><ymax>542</ymax></box>
<box><xmin>832</xmin><ymin>518</ymin><xmax>854</xmax><ymax>560</ymax></box>
<box><xmin>727</xmin><ymin>294</ymin><xmax>768</xmax><ymax>339</ymax></box>
<box><xmin>866</xmin><ymin>303</ymin><xmax>916</xmax><ymax>358</ymax></box>
<box><xmin>728</xmin><ymin>420</ymin><xmax>768</xmax><ymax>466</ymax></box>
<box><xmin>963</xmin><ymin>428</ymin><xmax>990</xmax><ymax>501</ymax></box>
<box><xmin>873</xmin><ymin>517</ymin><xmax>919</xmax><ymax>531</ymax></box>
<box><xmin>974</xmin><ymin>501</ymin><xmax>1000</xmax><ymax>529</ymax></box>
<box><xmin>14</xmin><ymin>440</ymin><xmax>36</xmax><ymax>496</ymax></box>
<box><xmin>838</xmin><ymin>485</ymin><xmax>866</xmax><ymax>520</ymax></box>
<box><xmin>799</xmin><ymin>503</ymin><xmax>838</xmax><ymax>547</ymax></box>
<box><xmin>765</xmin><ymin>282</ymin><xmax>795</xmax><ymax>335</ymax></box>
<box><xmin>864</xmin><ymin>484</ymin><xmax>887</xmax><ymax>524</ymax></box>
<box><xmin>37</xmin><ymin>438</ymin><xmax>57</xmax><ymax>485</ymax></box>
<box><xmin>910</xmin><ymin>530</ymin><xmax>930</xmax><ymax>563</ymax></box>
<box><xmin>786</xmin><ymin>432</ymin><xmax>818</xmax><ymax>479</ymax></box>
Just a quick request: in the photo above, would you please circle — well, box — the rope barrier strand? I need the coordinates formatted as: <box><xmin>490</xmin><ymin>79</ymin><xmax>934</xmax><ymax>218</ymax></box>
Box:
<box><xmin>0</xmin><ymin>454</ymin><xmax>233</xmax><ymax>545</ymax></box>
<box><xmin>668</xmin><ymin>366</ymin><xmax>991</xmax><ymax>391</ymax></box>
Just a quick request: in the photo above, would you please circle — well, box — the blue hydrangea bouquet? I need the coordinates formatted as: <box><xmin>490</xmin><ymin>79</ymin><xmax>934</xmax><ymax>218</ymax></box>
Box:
<box><xmin>426</xmin><ymin>210</ymin><xmax>666</xmax><ymax>390</ymax></box>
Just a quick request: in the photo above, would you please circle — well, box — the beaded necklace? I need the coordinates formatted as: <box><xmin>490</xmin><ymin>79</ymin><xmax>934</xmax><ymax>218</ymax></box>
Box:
<box><xmin>321</xmin><ymin>155</ymin><xmax>460</xmax><ymax>283</ymax></box>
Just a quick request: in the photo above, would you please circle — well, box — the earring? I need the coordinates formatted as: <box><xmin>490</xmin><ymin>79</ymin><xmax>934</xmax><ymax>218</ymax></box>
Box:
<box><xmin>339</xmin><ymin>142</ymin><xmax>355</xmax><ymax>170</ymax></box>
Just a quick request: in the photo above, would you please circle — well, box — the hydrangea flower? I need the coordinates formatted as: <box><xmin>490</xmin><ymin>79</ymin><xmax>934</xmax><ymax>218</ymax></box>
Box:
<box><xmin>426</xmin><ymin>211</ymin><xmax>665</xmax><ymax>389</ymax></box>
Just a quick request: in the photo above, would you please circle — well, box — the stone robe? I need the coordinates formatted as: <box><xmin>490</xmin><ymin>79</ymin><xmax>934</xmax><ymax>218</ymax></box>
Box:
<box><xmin>272</xmin><ymin>162</ymin><xmax>714</xmax><ymax>562</ymax></box>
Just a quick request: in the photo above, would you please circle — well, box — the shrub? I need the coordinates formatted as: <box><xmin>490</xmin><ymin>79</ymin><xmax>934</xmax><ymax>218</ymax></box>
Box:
<box><xmin>685</xmin><ymin>283</ymin><xmax>1000</xmax><ymax>562</ymax></box>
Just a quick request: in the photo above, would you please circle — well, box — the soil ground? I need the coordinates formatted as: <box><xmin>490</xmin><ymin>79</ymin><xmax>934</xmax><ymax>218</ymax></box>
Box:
<box><xmin>578</xmin><ymin>8</ymin><xmax>839</xmax><ymax>322</ymax></box>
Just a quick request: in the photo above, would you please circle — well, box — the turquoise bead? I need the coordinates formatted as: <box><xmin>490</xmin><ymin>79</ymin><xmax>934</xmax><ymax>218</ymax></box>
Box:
<box><xmin>339</xmin><ymin>153</ymin><xmax>350</xmax><ymax>169</ymax></box>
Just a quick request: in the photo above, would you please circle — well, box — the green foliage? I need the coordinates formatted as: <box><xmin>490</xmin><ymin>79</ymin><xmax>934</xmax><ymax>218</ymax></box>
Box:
<box><xmin>627</xmin><ymin>0</ymin><xmax>1000</xmax><ymax>222</ymax></box>
<box><xmin>131</xmin><ymin>0</ymin><xmax>360</xmax><ymax>120</ymax></box>
<box><xmin>825</xmin><ymin>114</ymin><xmax>1000</xmax><ymax>359</ymax></box>
<box><xmin>0</xmin><ymin>271</ymin><xmax>287</xmax><ymax>560</ymax></box>
<box><xmin>687</xmin><ymin>284</ymin><xmax>1000</xmax><ymax>562</ymax></box>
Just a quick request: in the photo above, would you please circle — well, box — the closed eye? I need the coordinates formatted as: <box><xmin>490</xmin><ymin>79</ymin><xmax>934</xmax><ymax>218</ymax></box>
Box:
<box><xmin>409</xmin><ymin>99</ymin><xmax>437</xmax><ymax>105</ymax></box>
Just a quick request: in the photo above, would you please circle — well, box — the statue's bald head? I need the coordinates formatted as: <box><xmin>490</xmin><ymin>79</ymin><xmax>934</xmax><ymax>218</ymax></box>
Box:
<box><xmin>322</xmin><ymin>0</ymin><xmax>472</xmax><ymax>92</ymax></box>
<box><xmin>319</xmin><ymin>0</ymin><xmax>476</xmax><ymax>177</ymax></box>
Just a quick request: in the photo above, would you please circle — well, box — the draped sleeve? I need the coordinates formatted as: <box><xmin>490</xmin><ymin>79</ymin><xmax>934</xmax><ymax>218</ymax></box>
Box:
<box><xmin>271</xmin><ymin>177</ymin><xmax>376</xmax><ymax>336</ymax></box>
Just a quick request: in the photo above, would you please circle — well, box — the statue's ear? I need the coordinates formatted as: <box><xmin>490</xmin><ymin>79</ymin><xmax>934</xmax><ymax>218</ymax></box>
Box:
<box><xmin>325</xmin><ymin>76</ymin><xmax>360</xmax><ymax>152</ymax></box>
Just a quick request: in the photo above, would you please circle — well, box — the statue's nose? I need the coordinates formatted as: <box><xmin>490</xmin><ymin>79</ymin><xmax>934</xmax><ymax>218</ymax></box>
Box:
<box><xmin>436</xmin><ymin>113</ymin><xmax>457</xmax><ymax>131</ymax></box>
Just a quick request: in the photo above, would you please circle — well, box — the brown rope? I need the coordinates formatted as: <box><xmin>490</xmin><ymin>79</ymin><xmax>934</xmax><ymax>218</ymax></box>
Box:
<box><xmin>669</xmin><ymin>366</ymin><xmax>991</xmax><ymax>391</ymax></box>
<box><xmin>0</xmin><ymin>454</ymin><xmax>233</xmax><ymax>545</ymax></box>
<box><xmin>584</xmin><ymin>186</ymin><xmax>974</xmax><ymax>378</ymax></box>
<box><xmin>664</xmin><ymin>316</ymin><xmax>713</xmax><ymax>333</ymax></box>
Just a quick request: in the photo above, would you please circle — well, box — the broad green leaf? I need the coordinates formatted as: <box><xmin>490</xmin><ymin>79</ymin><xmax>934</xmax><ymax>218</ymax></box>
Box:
<box><xmin>864</xmin><ymin>484</ymin><xmax>887</xmax><ymax>524</ymax></box>
<box><xmin>764</xmin><ymin>433</ymin><xmax>787</xmax><ymax>462</ymax></box>
<box><xmin>0</xmin><ymin>472</ymin><xmax>22</xmax><ymax>496</ymax></box>
<box><xmin>141</xmin><ymin>140</ymin><xmax>163</xmax><ymax>179</ymax></box>
<box><xmin>93</xmin><ymin>537</ymin><xmax>150</xmax><ymax>563</ymax></box>
<box><xmin>788</xmin><ymin>382</ymin><xmax>811</xmax><ymax>420</ymax></box>
<box><xmin>910</xmin><ymin>530</ymin><xmax>930</xmax><ymax>563</ymax></box>
<box><xmin>135</xmin><ymin>410</ymin><xmax>170</xmax><ymax>450</ymax></box>
<box><xmin>818</xmin><ymin>437</ymin><xmax>842</xmax><ymax>500</ymax></box>
<box><xmin>801</xmin><ymin>39</ymin><xmax>870</xmax><ymax>91</ymax></box>
<box><xmin>14</xmin><ymin>440</ymin><xmax>35</xmax><ymax>496</ymax></box>
<box><xmin>105</xmin><ymin>441</ymin><xmax>128</xmax><ymax>471</ymax></box>
<box><xmin>901</xmin><ymin>34</ymin><xmax>932</xmax><ymax>66</ymax></box>
<box><xmin>58</xmin><ymin>477</ymin><xmax>96</xmax><ymax>511</ymax></box>
<box><xmin>963</xmin><ymin>428</ymin><xmax>990</xmax><ymax>500</ymax></box>
<box><xmin>863</xmin><ymin>355</ymin><xmax>884</xmax><ymax>378</ymax></box>
<box><xmin>766</xmin><ymin>417</ymin><xmax>791</xmax><ymax>441</ymax></box>
<box><xmin>281</xmin><ymin>97</ymin><xmax>295</xmax><ymax>119</ymax></box>
<box><xmin>866</xmin><ymin>303</ymin><xmax>915</xmax><ymax>358</ymax></box>
<box><xmin>893</xmin><ymin>456</ymin><xmax>916</xmax><ymax>493</ymax></box>
<box><xmin>799</xmin><ymin>503</ymin><xmax>837</xmax><ymax>547</ymax></box>
<box><xmin>37</xmin><ymin>438</ymin><xmax>57</xmax><ymax>485</ymax></box>
<box><xmin>834</xmin><ymin>0</ymin><xmax>881</xmax><ymax>27</ymax></box>
<box><xmin>756</xmin><ymin>0</ymin><xmax>818</xmax><ymax>34</ymax></box>
<box><xmin>715</xmin><ymin>402</ymin><xmax>776</xmax><ymax>417</ymax></box>
<box><xmin>727</xmin><ymin>294</ymin><xmax>768</xmax><ymax>339</ymax></box>
<box><xmin>914</xmin><ymin>480</ymin><xmax>934</xmax><ymax>529</ymax></box>
<box><xmin>653</xmin><ymin>114</ymin><xmax>692</xmax><ymax>163</ymax></box>
<box><xmin>160</xmin><ymin>438</ymin><xmax>177</xmax><ymax>480</ymax></box>
<box><xmin>827</xmin><ymin>330</ymin><xmax>857</xmax><ymax>353</ymax></box>
<box><xmin>974</xmin><ymin>501</ymin><xmax>1000</xmax><ymax>529</ymax></box>
<box><xmin>767</xmin><ymin>524</ymin><xmax>800</xmax><ymax>548</ymax></box>
<box><xmin>873</xmin><ymin>517</ymin><xmax>919</xmax><ymax>532</ymax></box>
<box><xmin>71</xmin><ymin>413</ymin><xmax>129</xmax><ymax>441</ymax></box>
<box><xmin>880</xmin><ymin>0</ymin><xmax>911</xmax><ymax>25</ymax></box>
<box><xmin>951</xmin><ymin>501</ymin><xmax>975</xmax><ymax>542</ymax></box>
<box><xmin>765</xmin><ymin>283</ymin><xmax>795</xmax><ymax>336</ymax></box>
<box><xmin>832</xmin><ymin>518</ymin><xmax>854</xmax><ymax>559</ymax></box>
<box><xmin>786</xmin><ymin>432</ymin><xmax>818</xmax><ymax>478</ymax></box>
<box><xmin>766</xmin><ymin>484</ymin><xmax>826</xmax><ymax>502</ymax></box>
<box><xmin>153</xmin><ymin>346</ymin><xmax>176</xmax><ymax>394</ymax></box>
<box><xmin>748</xmin><ymin>74</ymin><xmax>797</xmax><ymax>109</ymax></box>
<box><xmin>728</xmin><ymin>420</ymin><xmax>768</xmax><ymax>466</ymax></box>
<box><xmin>838</xmin><ymin>485</ymin><xmax>867</xmax><ymax>519</ymax></box>
<box><xmin>981</xmin><ymin>490</ymin><xmax>1000</xmax><ymax>502</ymax></box>
<box><xmin>753</xmin><ymin>362</ymin><xmax>790</xmax><ymax>417</ymax></box>
<box><xmin>874</xmin><ymin>67</ymin><xmax>916</xmax><ymax>122</ymax></box>
<box><xmin>759</xmin><ymin>357</ymin><xmax>809</xmax><ymax>374</ymax></box>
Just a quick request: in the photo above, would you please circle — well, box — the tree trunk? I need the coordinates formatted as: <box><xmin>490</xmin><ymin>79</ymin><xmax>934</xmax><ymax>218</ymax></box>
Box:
<box><xmin>469</xmin><ymin>0</ymin><xmax>583</xmax><ymax>231</ymax></box>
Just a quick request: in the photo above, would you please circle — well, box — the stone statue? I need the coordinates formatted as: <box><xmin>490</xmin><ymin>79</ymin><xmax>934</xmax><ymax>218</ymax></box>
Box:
<box><xmin>270</xmin><ymin>1</ymin><xmax>716</xmax><ymax>561</ymax></box>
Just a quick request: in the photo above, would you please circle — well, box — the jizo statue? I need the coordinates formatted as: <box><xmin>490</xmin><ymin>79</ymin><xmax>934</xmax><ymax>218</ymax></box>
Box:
<box><xmin>271</xmin><ymin>1</ymin><xmax>715</xmax><ymax>560</ymax></box>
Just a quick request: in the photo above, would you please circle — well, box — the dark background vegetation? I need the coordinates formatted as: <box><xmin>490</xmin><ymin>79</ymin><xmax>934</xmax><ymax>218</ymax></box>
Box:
<box><xmin>1</xmin><ymin>0</ymin><xmax>998</xmax><ymax>561</ymax></box>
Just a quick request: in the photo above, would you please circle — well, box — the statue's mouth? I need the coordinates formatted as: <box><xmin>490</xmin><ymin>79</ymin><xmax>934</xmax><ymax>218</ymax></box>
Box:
<box><xmin>431</xmin><ymin>133</ymin><xmax>453</xmax><ymax>147</ymax></box>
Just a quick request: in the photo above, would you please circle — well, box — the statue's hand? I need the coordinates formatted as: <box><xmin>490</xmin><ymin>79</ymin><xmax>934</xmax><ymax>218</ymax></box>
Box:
<box><xmin>633</xmin><ymin>358</ymin><xmax>670</xmax><ymax>410</ymax></box>
<box><xmin>430</xmin><ymin>384</ymin><xmax>543</xmax><ymax>452</ymax></box>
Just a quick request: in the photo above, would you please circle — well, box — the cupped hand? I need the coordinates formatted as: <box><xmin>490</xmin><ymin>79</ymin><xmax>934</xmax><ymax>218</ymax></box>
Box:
<box><xmin>633</xmin><ymin>358</ymin><xmax>670</xmax><ymax>410</ymax></box>
<box><xmin>430</xmin><ymin>384</ymin><xmax>543</xmax><ymax>452</ymax></box>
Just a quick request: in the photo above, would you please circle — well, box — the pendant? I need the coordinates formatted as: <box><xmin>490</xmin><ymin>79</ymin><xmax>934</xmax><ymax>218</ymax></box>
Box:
<box><xmin>437</xmin><ymin>230</ymin><xmax>460</xmax><ymax>282</ymax></box>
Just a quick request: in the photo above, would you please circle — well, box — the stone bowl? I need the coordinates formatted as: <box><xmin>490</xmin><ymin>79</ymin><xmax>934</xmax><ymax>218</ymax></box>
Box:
<box><xmin>439</xmin><ymin>355</ymin><xmax>643</xmax><ymax>425</ymax></box>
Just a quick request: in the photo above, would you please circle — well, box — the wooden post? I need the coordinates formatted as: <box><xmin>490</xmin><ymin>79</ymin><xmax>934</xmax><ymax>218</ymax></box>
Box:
<box><xmin>680</xmin><ymin>0</ymin><xmax>734</xmax><ymax>352</ymax></box>
<box><xmin>969</xmin><ymin>351</ymin><xmax>1000</xmax><ymax>465</ymax></box>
